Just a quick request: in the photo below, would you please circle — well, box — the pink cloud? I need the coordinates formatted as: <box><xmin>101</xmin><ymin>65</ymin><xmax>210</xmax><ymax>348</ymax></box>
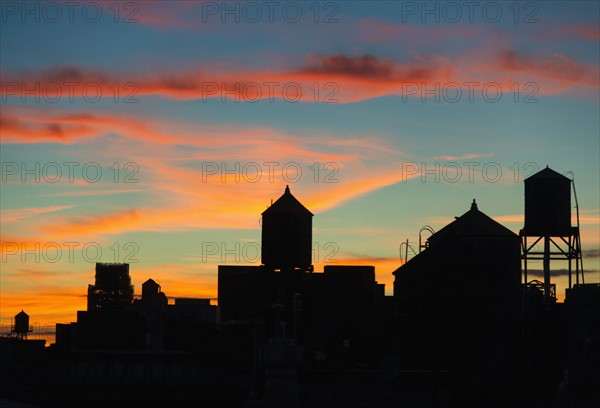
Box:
<box><xmin>2</xmin><ymin>108</ymin><xmax>417</xmax><ymax>237</ymax></box>
<box><xmin>495</xmin><ymin>47</ymin><xmax>592</xmax><ymax>84</ymax></box>
<box><xmin>358</xmin><ymin>18</ymin><xmax>509</xmax><ymax>45</ymax></box>
<box><xmin>2</xmin><ymin>49</ymin><xmax>597</xmax><ymax>107</ymax></box>
<box><xmin>135</xmin><ymin>1</ymin><xmax>206</xmax><ymax>31</ymax></box>
<box><xmin>557</xmin><ymin>25</ymin><xmax>600</xmax><ymax>41</ymax></box>
<box><xmin>1</xmin><ymin>205</ymin><xmax>74</xmax><ymax>223</ymax></box>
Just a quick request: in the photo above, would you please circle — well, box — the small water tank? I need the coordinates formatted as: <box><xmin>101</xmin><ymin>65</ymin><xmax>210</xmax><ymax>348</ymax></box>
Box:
<box><xmin>13</xmin><ymin>310</ymin><xmax>31</xmax><ymax>336</ymax></box>
<box><xmin>524</xmin><ymin>166</ymin><xmax>571</xmax><ymax>236</ymax></box>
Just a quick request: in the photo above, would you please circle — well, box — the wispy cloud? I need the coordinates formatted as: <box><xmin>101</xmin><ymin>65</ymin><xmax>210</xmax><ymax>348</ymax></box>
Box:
<box><xmin>434</xmin><ymin>153</ymin><xmax>495</xmax><ymax>161</ymax></box>
<box><xmin>2</xmin><ymin>106</ymin><xmax>418</xmax><ymax>237</ymax></box>
<box><xmin>358</xmin><ymin>18</ymin><xmax>510</xmax><ymax>45</ymax></box>
<box><xmin>494</xmin><ymin>212</ymin><xmax>600</xmax><ymax>225</ymax></box>
<box><xmin>1</xmin><ymin>205</ymin><xmax>74</xmax><ymax>222</ymax></box>
<box><xmin>527</xmin><ymin>269</ymin><xmax>600</xmax><ymax>278</ymax></box>
<box><xmin>35</xmin><ymin>189</ymin><xmax>141</xmax><ymax>198</ymax></box>
<box><xmin>135</xmin><ymin>1</ymin><xmax>207</xmax><ymax>31</ymax></box>
<box><xmin>2</xmin><ymin>47</ymin><xmax>597</xmax><ymax>108</ymax></box>
<box><xmin>556</xmin><ymin>25</ymin><xmax>600</xmax><ymax>41</ymax></box>
<box><xmin>583</xmin><ymin>249</ymin><xmax>600</xmax><ymax>258</ymax></box>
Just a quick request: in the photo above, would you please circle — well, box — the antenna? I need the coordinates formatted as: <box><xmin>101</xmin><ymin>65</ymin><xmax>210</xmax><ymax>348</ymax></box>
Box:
<box><xmin>399</xmin><ymin>240</ymin><xmax>418</xmax><ymax>264</ymax></box>
<box><xmin>565</xmin><ymin>171</ymin><xmax>585</xmax><ymax>283</ymax></box>
<box><xmin>419</xmin><ymin>225</ymin><xmax>435</xmax><ymax>253</ymax></box>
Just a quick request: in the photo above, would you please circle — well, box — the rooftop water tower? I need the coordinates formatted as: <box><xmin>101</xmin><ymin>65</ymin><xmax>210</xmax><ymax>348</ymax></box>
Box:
<box><xmin>11</xmin><ymin>310</ymin><xmax>33</xmax><ymax>340</ymax></box>
<box><xmin>520</xmin><ymin>166</ymin><xmax>584</xmax><ymax>303</ymax></box>
<box><xmin>261</xmin><ymin>186</ymin><xmax>313</xmax><ymax>271</ymax></box>
<box><xmin>524</xmin><ymin>167</ymin><xmax>572</xmax><ymax>236</ymax></box>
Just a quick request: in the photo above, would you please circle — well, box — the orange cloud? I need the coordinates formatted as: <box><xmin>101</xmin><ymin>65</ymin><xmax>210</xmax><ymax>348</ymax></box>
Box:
<box><xmin>35</xmin><ymin>157</ymin><xmax>418</xmax><ymax>238</ymax></box>
<box><xmin>2</xmin><ymin>49</ymin><xmax>597</xmax><ymax>107</ymax></box>
<box><xmin>42</xmin><ymin>209</ymin><xmax>142</xmax><ymax>237</ymax></box>
<box><xmin>495</xmin><ymin>47</ymin><xmax>595</xmax><ymax>86</ymax></box>
<box><xmin>0</xmin><ymin>111</ymin><xmax>97</xmax><ymax>142</ymax></box>
<box><xmin>1</xmin><ymin>106</ymin><xmax>248</xmax><ymax>145</ymax></box>
<box><xmin>3</xmin><ymin>105</ymin><xmax>416</xmax><ymax>237</ymax></box>
<box><xmin>0</xmin><ymin>236</ymin><xmax>51</xmax><ymax>259</ymax></box>
<box><xmin>0</xmin><ymin>109</ymin><xmax>150</xmax><ymax>144</ymax></box>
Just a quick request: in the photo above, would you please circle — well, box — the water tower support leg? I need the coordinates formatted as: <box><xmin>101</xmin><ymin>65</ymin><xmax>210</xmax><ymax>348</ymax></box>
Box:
<box><xmin>543</xmin><ymin>236</ymin><xmax>551</xmax><ymax>303</ymax></box>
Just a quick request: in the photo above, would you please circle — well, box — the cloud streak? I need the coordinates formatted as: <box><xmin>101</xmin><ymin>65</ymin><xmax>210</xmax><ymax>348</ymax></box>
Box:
<box><xmin>1</xmin><ymin>205</ymin><xmax>74</xmax><ymax>223</ymax></box>
<box><xmin>2</xmin><ymin>105</ymin><xmax>417</xmax><ymax>237</ymax></box>
<box><xmin>2</xmin><ymin>48</ymin><xmax>597</xmax><ymax>107</ymax></box>
<box><xmin>434</xmin><ymin>153</ymin><xmax>495</xmax><ymax>161</ymax></box>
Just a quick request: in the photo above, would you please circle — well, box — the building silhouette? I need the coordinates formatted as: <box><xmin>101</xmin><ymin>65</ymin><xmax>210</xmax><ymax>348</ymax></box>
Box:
<box><xmin>218</xmin><ymin>186</ymin><xmax>390</xmax><ymax>370</ymax></box>
<box><xmin>392</xmin><ymin>199</ymin><xmax>522</xmax><ymax>399</ymax></box>
<box><xmin>48</xmin><ymin>267</ymin><xmax>230</xmax><ymax>408</ymax></box>
<box><xmin>2</xmin><ymin>168</ymin><xmax>599</xmax><ymax>407</ymax></box>
<box><xmin>87</xmin><ymin>262</ymin><xmax>134</xmax><ymax>311</ymax></box>
<box><xmin>56</xmin><ymin>267</ymin><xmax>219</xmax><ymax>353</ymax></box>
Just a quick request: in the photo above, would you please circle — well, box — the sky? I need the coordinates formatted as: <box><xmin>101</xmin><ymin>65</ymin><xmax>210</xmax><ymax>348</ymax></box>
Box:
<box><xmin>1</xmin><ymin>0</ymin><xmax>599</xmax><ymax>337</ymax></box>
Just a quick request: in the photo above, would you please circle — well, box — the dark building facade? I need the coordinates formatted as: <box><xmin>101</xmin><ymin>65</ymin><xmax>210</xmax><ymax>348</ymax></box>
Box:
<box><xmin>87</xmin><ymin>263</ymin><xmax>134</xmax><ymax>311</ymax></box>
<box><xmin>75</xmin><ymin>310</ymin><xmax>146</xmax><ymax>350</ymax></box>
<box><xmin>218</xmin><ymin>186</ymin><xmax>390</xmax><ymax>366</ymax></box>
<box><xmin>561</xmin><ymin>283</ymin><xmax>600</xmax><ymax>405</ymax></box>
<box><xmin>392</xmin><ymin>200</ymin><xmax>522</xmax><ymax>390</ymax></box>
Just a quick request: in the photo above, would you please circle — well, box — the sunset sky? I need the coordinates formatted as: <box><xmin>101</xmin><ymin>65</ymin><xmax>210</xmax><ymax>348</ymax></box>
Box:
<box><xmin>1</xmin><ymin>1</ymin><xmax>599</xmax><ymax>334</ymax></box>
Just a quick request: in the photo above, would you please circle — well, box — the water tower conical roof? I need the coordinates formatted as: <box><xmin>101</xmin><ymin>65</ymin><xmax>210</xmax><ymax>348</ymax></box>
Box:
<box><xmin>261</xmin><ymin>185</ymin><xmax>313</xmax><ymax>216</ymax></box>
<box><xmin>525</xmin><ymin>166</ymin><xmax>570</xmax><ymax>182</ymax></box>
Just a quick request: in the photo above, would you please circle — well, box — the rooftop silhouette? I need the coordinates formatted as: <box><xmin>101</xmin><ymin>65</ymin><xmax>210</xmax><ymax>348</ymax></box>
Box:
<box><xmin>1</xmin><ymin>169</ymin><xmax>598</xmax><ymax>408</ymax></box>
